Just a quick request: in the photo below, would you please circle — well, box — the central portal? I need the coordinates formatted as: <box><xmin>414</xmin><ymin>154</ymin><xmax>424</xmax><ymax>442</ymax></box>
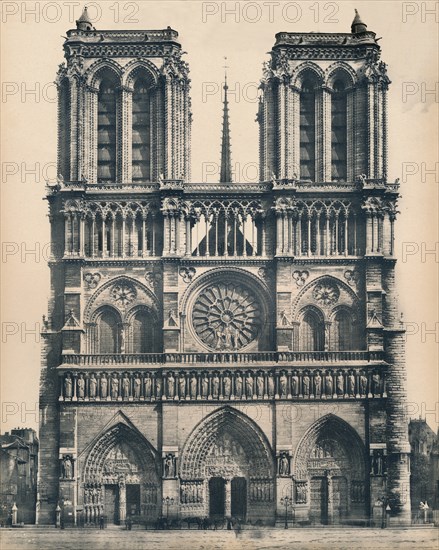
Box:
<box><xmin>209</xmin><ymin>477</ymin><xmax>226</xmax><ymax>517</ymax></box>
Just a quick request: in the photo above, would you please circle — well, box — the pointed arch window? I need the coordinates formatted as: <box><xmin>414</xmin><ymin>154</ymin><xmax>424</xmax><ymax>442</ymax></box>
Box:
<box><xmin>98</xmin><ymin>310</ymin><xmax>121</xmax><ymax>353</ymax></box>
<box><xmin>333</xmin><ymin>309</ymin><xmax>355</xmax><ymax>351</ymax></box>
<box><xmin>132</xmin><ymin>79</ymin><xmax>151</xmax><ymax>182</ymax></box>
<box><xmin>131</xmin><ymin>310</ymin><xmax>157</xmax><ymax>353</ymax></box>
<box><xmin>300</xmin><ymin>79</ymin><xmax>316</xmax><ymax>181</ymax></box>
<box><xmin>97</xmin><ymin>78</ymin><xmax>117</xmax><ymax>183</ymax></box>
<box><xmin>299</xmin><ymin>309</ymin><xmax>324</xmax><ymax>351</ymax></box>
<box><xmin>331</xmin><ymin>80</ymin><xmax>347</xmax><ymax>182</ymax></box>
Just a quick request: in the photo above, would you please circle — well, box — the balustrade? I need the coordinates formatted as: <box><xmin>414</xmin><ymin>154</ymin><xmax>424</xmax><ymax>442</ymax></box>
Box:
<box><xmin>61</xmin><ymin>350</ymin><xmax>382</xmax><ymax>367</ymax></box>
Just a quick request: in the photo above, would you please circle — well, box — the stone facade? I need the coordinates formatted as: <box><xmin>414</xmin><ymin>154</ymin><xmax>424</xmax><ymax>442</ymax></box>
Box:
<box><xmin>38</xmin><ymin>10</ymin><xmax>411</xmax><ymax>527</ymax></box>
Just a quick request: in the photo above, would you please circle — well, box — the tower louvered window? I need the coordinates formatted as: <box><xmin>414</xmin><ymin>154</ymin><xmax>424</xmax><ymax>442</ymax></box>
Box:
<box><xmin>132</xmin><ymin>79</ymin><xmax>151</xmax><ymax>182</ymax></box>
<box><xmin>300</xmin><ymin>80</ymin><xmax>316</xmax><ymax>181</ymax></box>
<box><xmin>97</xmin><ymin>79</ymin><xmax>117</xmax><ymax>183</ymax></box>
<box><xmin>331</xmin><ymin>80</ymin><xmax>347</xmax><ymax>182</ymax></box>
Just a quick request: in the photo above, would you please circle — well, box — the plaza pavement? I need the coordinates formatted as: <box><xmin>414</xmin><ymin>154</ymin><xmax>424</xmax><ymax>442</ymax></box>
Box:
<box><xmin>1</xmin><ymin>527</ymin><xmax>438</xmax><ymax>550</ymax></box>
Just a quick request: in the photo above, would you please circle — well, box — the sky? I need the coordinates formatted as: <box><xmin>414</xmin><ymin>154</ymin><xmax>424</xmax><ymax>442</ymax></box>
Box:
<box><xmin>1</xmin><ymin>0</ymin><xmax>438</xmax><ymax>433</ymax></box>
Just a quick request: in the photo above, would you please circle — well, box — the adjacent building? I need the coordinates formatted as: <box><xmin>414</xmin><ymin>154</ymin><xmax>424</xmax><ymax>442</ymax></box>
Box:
<box><xmin>38</xmin><ymin>9</ymin><xmax>411</xmax><ymax>526</ymax></box>
<box><xmin>409</xmin><ymin>418</ymin><xmax>439</xmax><ymax>515</ymax></box>
<box><xmin>0</xmin><ymin>428</ymin><xmax>39</xmax><ymax>524</ymax></box>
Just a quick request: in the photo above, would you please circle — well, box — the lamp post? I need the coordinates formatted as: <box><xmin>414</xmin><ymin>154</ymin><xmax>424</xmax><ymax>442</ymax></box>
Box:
<box><xmin>280</xmin><ymin>496</ymin><xmax>293</xmax><ymax>529</ymax></box>
<box><xmin>162</xmin><ymin>496</ymin><xmax>174</xmax><ymax>527</ymax></box>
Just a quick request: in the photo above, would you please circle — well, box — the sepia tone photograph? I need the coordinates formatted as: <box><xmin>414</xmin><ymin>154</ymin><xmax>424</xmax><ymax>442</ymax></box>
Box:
<box><xmin>1</xmin><ymin>1</ymin><xmax>438</xmax><ymax>548</ymax></box>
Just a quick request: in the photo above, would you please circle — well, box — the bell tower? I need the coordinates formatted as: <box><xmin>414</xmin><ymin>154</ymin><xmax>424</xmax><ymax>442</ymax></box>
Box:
<box><xmin>56</xmin><ymin>8</ymin><xmax>191</xmax><ymax>184</ymax></box>
<box><xmin>258</xmin><ymin>11</ymin><xmax>411</xmax><ymax>524</ymax></box>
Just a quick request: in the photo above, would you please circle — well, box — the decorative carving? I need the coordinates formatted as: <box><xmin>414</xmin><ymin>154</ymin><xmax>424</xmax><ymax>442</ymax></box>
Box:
<box><xmin>179</xmin><ymin>266</ymin><xmax>196</xmax><ymax>283</ymax></box>
<box><xmin>111</xmin><ymin>283</ymin><xmax>136</xmax><ymax>308</ymax></box>
<box><xmin>292</xmin><ymin>270</ymin><xmax>309</xmax><ymax>288</ymax></box>
<box><xmin>280</xmin><ymin>311</ymin><xmax>292</xmax><ymax>326</ymax></box>
<box><xmin>192</xmin><ymin>282</ymin><xmax>261</xmax><ymax>351</ymax></box>
<box><xmin>84</xmin><ymin>272</ymin><xmax>101</xmax><ymax>289</ymax></box>
<box><xmin>344</xmin><ymin>270</ymin><xmax>360</xmax><ymax>288</ymax></box>
<box><xmin>295</xmin><ymin>481</ymin><xmax>307</xmax><ymax>504</ymax></box>
<box><xmin>180</xmin><ymin>481</ymin><xmax>203</xmax><ymax>504</ymax></box>
<box><xmin>144</xmin><ymin>271</ymin><xmax>161</xmax><ymax>292</ymax></box>
<box><xmin>258</xmin><ymin>266</ymin><xmax>274</xmax><ymax>284</ymax></box>
<box><xmin>312</xmin><ymin>282</ymin><xmax>340</xmax><ymax>306</ymax></box>
<box><xmin>166</xmin><ymin>309</ymin><xmax>178</xmax><ymax>327</ymax></box>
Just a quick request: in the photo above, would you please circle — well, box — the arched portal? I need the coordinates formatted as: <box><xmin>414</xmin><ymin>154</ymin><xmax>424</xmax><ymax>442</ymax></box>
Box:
<box><xmin>293</xmin><ymin>415</ymin><xmax>367</xmax><ymax>525</ymax></box>
<box><xmin>179</xmin><ymin>407</ymin><xmax>275</xmax><ymax>523</ymax></box>
<box><xmin>81</xmin><ymin>421</ymin><xmax>160</xmax><ymax>525</ymax></box>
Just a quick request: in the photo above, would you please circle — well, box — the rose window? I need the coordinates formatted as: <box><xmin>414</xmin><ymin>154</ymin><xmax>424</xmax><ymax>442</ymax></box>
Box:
<box><xmin>111</xmin><ymin>283</ymin><xmax>137</xmax><ymax>308</ymax></box>
<box><xmin>312</xmin><ymin>283</ymin><xmax>340</xmax><ymax>306</ymax></box>
<box><xmin>192</xmin><ymin>282</ymin><xmax>261</xmax><ymax>351</ymax></box>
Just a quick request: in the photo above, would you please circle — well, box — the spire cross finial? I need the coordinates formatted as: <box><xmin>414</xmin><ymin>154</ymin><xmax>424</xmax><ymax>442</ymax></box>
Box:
<box><xmin>223</xmin><ymin>56</ymin><xmax>229</xmax><ymax>85</ymax></box>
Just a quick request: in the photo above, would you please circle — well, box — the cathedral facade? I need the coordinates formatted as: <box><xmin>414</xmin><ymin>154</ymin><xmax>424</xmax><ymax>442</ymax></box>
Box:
<box><xmin>38</xmin><ymin>9</ymin><xmax>411</xmax><ymax>526</ymax></box>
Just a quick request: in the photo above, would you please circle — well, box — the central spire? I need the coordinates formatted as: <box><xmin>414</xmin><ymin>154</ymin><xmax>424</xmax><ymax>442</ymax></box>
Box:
<box><xmin>220</xmin><ymin>57</ymin><xmax>232</xmax><ymax>183</ymax></box>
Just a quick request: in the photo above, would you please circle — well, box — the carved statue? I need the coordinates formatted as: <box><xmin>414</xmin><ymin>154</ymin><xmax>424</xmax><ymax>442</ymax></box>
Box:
<box><xmin>336</xmin><ymin>373</ymin><xmax>344</xmax><ymax>395</ymax></box>
<box><xmin>256</xmin><ymin>374</ymin><xmax>264</xmax><ymax>397</ymax></box>
<box><xmin>302</xmin><ymin>374</ymin><xmax>310</xmax><ymax>396</ymax></box>
<box><xmin>122</xmin><ymin>375</ymin><xmax>130</xmax><ymax>398</ymax></box>
<box><xmin>89</xmin><ymin>374</ymin><xmax>97</xmax><ymax>398</ymax></box>
<box><xmin>233</xmin><ymin>328</ymin><xmax>240</xmax><ymax>350</ymax></box>
<box><xmin>155</xmin><ymin>375</ymin><xmax>162</xmax><ymax>398</ymax></box>
<box><xmin>267</xmin><ymin>373</ymin><xmax>275</xmax><ymax>397</ymax></box>
<box><xmin>279</xmin><ymin>372</ymin><xmax>287</xmax><ymax>397</ymax></box>
<box><xmin>118</xmin><ymin>477</ymin><xmax>126</xmax><ymax>513</ymax></box>
<box><xmin>62</xmin><ymin>455</ymin><xmax>73</xmax><ymax>479</ymax></box>
<box><xmin>348</xmin><ymin>372</ymin><xmax>356</xmax><ymax>396</ymax></box>
<box><xmin>360</xmin><ymin>373</ymin><xmax>368</xmax><ymax>395</ymax></box>
<box><xmin>291</xmin><ymin>372</ymin><xmax>299</xmax><ymax>396</ymax></box>
<box><xmin>223</xmin><ymin>325</ymin><xmax>233</xmax><ymax>350</ymax></box>
<box><xmin>279</xmin><ymin>453</ymin><xmax>290</xmax><ymax>476</ymax></box>
<box><xmin>372</xmin><ymin>373</ymin><xmax>381</xmax><ymax>394</ymax></box>
<box><xmin>167</xmin><ymin>373</ymin><xmax>175</xmax><ymax>398</ymax></box>
<box><xmin>111</xmin><ymin>375</ymin><xmax>119</xmax><ymax>399</ymax></box>
<box><xmin>223</xmin><ymin>373</ymin><xmax>231</xmax><ymax>398</ymax></box>
<box><xmin>164</xmin><ymin>454</ymin><xmax>175</xmax><ymax>478</ymax></box>
<box><xmin>296</xmin><ymin>483</ymin><xmax>307</xmax><ymax>504</ymax></box>
<box><xmin>179</xmin><ymin>373</ymin><xmax>186</xmax><ymax>398</ymax></box>
<box><xmin>100</xmin><ymin>374</ymin><xmax>108</xmax><ymax>398</ymax></box>
<box><xmin>64</xmin><ymin>375</ymin><xmax>72</xmax><ymax>398</ymax></box>
<box><xmin>245</xmin><ymin>373</ymin><xmax>253</xmax><ymax>398</ymax></box>
<box><xmin>120</xmin><ymin>326</ymin><xmax>126</xmax><ymax>353</ymax></box>
<box><xmin>77</xmin><ymin>374</ymin><xmax>85</xmax><ymax>399</ymax></box>
<box><xmin>212</xmin><ymin>374</ymin><xmax>220</xmax><ymax>399</ymax></box>
<box><xmin>325</xmin><ymin>373</ymin><xmax>333</xmax><ymax>396</ymax></box>
<box><xmin>133</xmin><ymin>375</ymin><xmax>141</xmax><ymax>399</ymax></box>
<box><xmin>144</xmin><ymin>373</ymin><xmax>152</xmax><ymax>398</ymax></box>
<box><xmin>235</xmin><ymin>373</ymin><xmax>243</xmax><ymax>398</ymax></box>
<box><xmin>201</xmin><ymin>374</ymin><xmax>209</xmax><ymax>398</ymax></box>
<box><xmin>314</xmin><ymin>372</ymin><xmax>322</xmax><ymax>396</ymax></box>
<box><xmin>190</xmin><ymin>374</ymin><xmax>197</xmax><ymax>399</ymax></box>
